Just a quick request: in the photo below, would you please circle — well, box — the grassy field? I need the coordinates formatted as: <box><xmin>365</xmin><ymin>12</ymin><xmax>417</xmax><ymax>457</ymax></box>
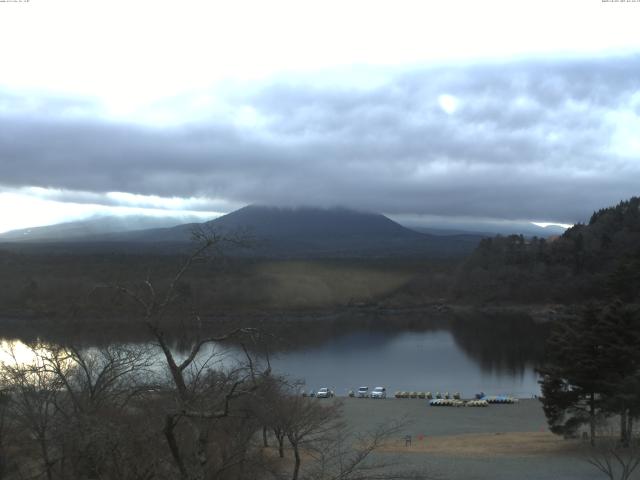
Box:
<box><xmin>0</xmin><ymin>251</ymin><xmax>459</xmax><ymax>319</ymax></box>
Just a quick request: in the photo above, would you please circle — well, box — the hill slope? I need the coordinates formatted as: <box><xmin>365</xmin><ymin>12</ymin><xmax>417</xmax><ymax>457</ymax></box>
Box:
<box><xmin>0</xmin><ymin>215</ymin><xmax>203</xmax><ymax>242</ymax></box>
<box><xmin>115</xmin><ymin>205</ymin><xmax>482</xmax><ymax>257</ymax></box>
<box><xmin>454</xmin><ymin>196</ymin><xmax>640</xmax><ymax>303</ymax></box>
<box><xmin>0</xmin><ymin>206</ymin><xmax>483</xmax><ymax>258</ymax></box>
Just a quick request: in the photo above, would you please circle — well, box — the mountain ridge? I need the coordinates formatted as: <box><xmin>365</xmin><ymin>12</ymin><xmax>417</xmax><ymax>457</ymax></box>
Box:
<box><xmin>0</xmin><ymin>214</ymin><xmax>206</xmax><ymax>242</ymax></box>
<box><xmin>0</xmin><ymin>205</ymin><xmax>484</xmax><ymax>258</ymax></box>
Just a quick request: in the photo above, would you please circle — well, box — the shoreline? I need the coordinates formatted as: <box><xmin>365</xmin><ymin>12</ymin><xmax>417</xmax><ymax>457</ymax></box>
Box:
<box><xmin>339</xmin><ymin>397</ymin><xmax>599</xmax><ymax>479</ymax></box>
<box><xmin>0</xmin><ymin>300</ymin><xmax>579</xmax><ymax>325</ymax></box>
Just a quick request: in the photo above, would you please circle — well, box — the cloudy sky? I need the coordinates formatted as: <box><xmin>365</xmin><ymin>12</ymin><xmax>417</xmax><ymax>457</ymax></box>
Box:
<box><xmin>1</xmin><ymin>0</ymin><xmax>639</xmax><ymax>233</ymax></box>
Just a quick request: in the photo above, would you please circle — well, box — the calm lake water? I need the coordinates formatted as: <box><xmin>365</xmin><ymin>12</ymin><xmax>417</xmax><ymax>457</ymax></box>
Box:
<box><xmin>0</xmin><ymin>312</ymin><xmax>547</xmax><ymax>398</ymax></box>
<box><xmin>269</xmin><ymin>329</ymin><xmax>541</xmax><ymax>398</ymax></box>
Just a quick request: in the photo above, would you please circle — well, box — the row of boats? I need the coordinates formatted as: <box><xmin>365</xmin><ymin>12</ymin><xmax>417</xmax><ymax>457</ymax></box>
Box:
<box><xmin>430</xmin><ymin>399</ymin><xmax>488</xmax><ymax>407</ymax></box>
<box><xmin>395</xmin><ymin>392</ymin><xmax>519</xmax><ymax>405</ymax></box>
<box><xmin>429</xmin><ymin>395</ymin><xmax>519</xmax><ymax>406</ymax></box>
<box><xmin>394</xmin><ymin>391</ymin><xmax>464</xmax><ymax>399</ymax></box>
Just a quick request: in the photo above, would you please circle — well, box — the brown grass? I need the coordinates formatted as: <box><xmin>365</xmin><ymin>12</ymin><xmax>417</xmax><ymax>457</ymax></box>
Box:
<box><xmin>254</xmin><ymin>261</ymin><xmax>413</xmax><ymax>309</ymax></box>
<box><xmin>380</xmin><ymin>432</ymin><xmax>584</xmax><ymax>457</ymax></box>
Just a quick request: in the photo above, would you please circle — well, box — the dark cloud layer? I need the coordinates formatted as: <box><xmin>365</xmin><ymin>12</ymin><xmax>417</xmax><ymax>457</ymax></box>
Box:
<box><xmin>1</xmin><ymin>55</ymin><xmax>639</xmax><ymax>223</ymax></box>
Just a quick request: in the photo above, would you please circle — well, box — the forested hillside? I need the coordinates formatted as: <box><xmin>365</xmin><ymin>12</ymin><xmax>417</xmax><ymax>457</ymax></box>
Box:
<box><xmin>454</xmin><ymin>197</ymin><xmax>640</xmax><ymax>304</ymax></box>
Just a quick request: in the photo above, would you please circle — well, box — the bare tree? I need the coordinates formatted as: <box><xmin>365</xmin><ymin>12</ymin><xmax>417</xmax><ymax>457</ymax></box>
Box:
<box><xmin>0</xmin><ymin>390</ymin><xmax>8</xmax><ymax>479</ymax></box>
<box><xmin>279</xmin><ymin>395</ymin><xmax>342</xmax><ymax>480</ymax></box>
<box><xmin>586</xmin><ymin>435</ymin><xmax>640</xmax><ymax>480</ymax></box>
<box><xmin>583</xmin><ymin>421</ymin><xmax>640</xmax><ymax>480</ymax></box>
<box><xmin>0</xmin><ymin>345</ymin><xmax>64</xmax><ymax>480</ymax></box>
<box><xmin>256</xmin><ymin>376</ymin><xmax>299</xmax><ymax>459</ymax></box>
<box><xmin>107</xmin><ymin>229</ymin><xmax>272</xmax><ymax>480</ymax></box>
<box><xmin>39</xmin><ymin>343</ymin><xmax>153</xmax><ymax>414</ymax></box>
<box><xmin>304</xmin><ymin>419</ymin><xmax>427</xmax><ymax>480</ymax></box>
<box><xmin>0</xmin><ymin>340</ymin><xmax>164</xmax><ymax>480</ymax></box>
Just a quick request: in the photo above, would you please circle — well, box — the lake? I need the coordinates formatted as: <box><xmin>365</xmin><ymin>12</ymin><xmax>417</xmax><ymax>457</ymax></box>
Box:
<box><xmin>270</xmin><ymin>329</ymin><xmax>541</xmax><ymax>398</ymax></box>
<box><xmin>0</xmin><ymin>311</ymin><xmax>548</xmax><ymax>398</ymax></box>
<box><xmin>188</xmin><ymin>312</ymin><xmax>547</xmax><ymax>398</ymax></box>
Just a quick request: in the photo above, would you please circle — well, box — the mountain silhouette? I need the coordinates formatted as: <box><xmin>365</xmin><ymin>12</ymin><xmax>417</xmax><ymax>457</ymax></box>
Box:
<box><xmin>0</xmin><ymin>214</ymin><xmax>201</xmax><ymax>242</ymax></box>
<box><xmin>0</xmin><ymin>205</ymin><xmax>483</xmax><ymax>258</ymax></box>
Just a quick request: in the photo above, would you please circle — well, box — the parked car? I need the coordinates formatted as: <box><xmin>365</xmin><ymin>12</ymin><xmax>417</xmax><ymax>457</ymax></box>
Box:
<box><xmin>371</xmin><ymin>386</ymin><xmax>387</xmax><ymax>399</ymax></box>
<box><xmin>357</xmin><ymin>386</ymin><xmax>369</xmax><ymax>398</ymax></box>
<box><xmin>316</xmin><ymin>387</ymin><xmax>334</xmax><ymax>398</ymax></box>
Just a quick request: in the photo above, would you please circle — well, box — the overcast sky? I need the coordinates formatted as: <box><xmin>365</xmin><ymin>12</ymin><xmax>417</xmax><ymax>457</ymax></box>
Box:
<box><xmin>0</xmin><ymin>0</ymin><xmax>639</xmax><ymax>233</ymax></box>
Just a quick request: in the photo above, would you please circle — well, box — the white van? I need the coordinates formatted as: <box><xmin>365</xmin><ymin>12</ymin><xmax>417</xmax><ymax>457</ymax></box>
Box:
<box><xmin>371</xmin><ymin>386</ymin><xmax>386</xmax><ymax>399</ymax></box>
<box><xmin>316</xmin><ymin>387</ymin><xmax>334</xmax><ymax>398</ymax></box>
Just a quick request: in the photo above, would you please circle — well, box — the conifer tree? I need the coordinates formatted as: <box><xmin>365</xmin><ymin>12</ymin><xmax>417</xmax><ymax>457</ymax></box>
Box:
<box><xmin>595</xmin><ymin>301</ymin><xmax>640</xmax><ymax>447</ymax></box>
<box><xmin>538</xmin><ymin>306</ymin><xmax>609</xmax><ymax>445</ymax></box>
<box><xmin>539</xmin><ymin>303</ymin><xmax>640</xmax><ymax>445</ymax></box>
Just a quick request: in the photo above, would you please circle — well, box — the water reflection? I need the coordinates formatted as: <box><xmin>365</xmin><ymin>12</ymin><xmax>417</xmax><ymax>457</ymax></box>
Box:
<box><xmin>269</xmin><ymin>329</ymin><xmax>541</xmax><ymax>398</ymax></box>
<box><xmin>450</xmin><ymin>312</ymin><xmax>549</xmax><ymax>376</ymax></box>
<box><xmin>0</xmin><ymin>310</ymin><xmax>549</xmax><ymax>397</ymax></box>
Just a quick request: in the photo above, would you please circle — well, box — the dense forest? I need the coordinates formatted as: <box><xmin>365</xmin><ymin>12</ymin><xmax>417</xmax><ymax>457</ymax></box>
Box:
<box><xmin>453</xmin><ymin>197</ymin><xmax>640</xmax><ymax>304</ymax></box>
